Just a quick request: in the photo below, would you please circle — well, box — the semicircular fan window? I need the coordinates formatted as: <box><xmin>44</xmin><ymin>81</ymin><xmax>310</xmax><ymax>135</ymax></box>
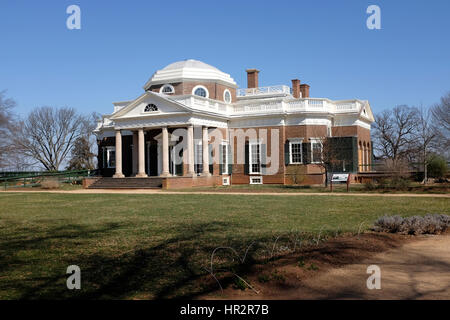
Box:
<box><xmin>144</xmin><ymin>104</ymin><xmax>158</xmax><ymax>112</ymax></box>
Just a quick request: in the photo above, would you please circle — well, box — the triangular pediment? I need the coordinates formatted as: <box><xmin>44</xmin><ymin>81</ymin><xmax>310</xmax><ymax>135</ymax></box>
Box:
<box><xmin>110</xmin><ymin>92</ymin><xmax>192</xmax><ymax>120</ymax></box>
<box><xmin>359</xmin><ymin>101</ymin><xmax>375</xmax><ymax>122</ymax></box>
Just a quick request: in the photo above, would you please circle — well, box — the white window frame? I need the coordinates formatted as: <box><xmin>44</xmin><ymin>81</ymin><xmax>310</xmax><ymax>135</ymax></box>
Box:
<box><xmin>249</xmin><ymin>141</ymin><xmax>261</xmax><ymax>174</ymax></box>
<box><xmin>289</xmin><ymin>138</ymin><xmax>303</xmax><ymax>164</ymax></box>
<box><xmin>159</xmin><ymin>84</ymin><xmax>175</xmax><ymax>94</ymax></box>
<box><xmin>103</xmin><ymin>146</ymin><xmax>116</xmax><ymax>168</ymax></box>
<box><xmin>250</xmin><ymin>176</ymin><xmax>263</xmax><ymax>185</ymax></box>
<box><xmin>194</xmin><ymin>140</ymin><xmax>203</xmax><ymax>175</ymax></box>
<box><xmin>223</xmin><ymin>89</ymin><xmax>232</xmax><ymax>104</ymax></box>
<box><xmin>192</xmin><ymin>85</ymin><xmax>209</xmax><ymax>99</ymax></box>
<box><xmin>310</xmin><ymin>138</ymin><xmax>323</xmax><ymax>164</ymax></box>
<box><xmin>221</xmin><ymin>142</ymin><xmax>228</xmax><ymax>174</ymax></box>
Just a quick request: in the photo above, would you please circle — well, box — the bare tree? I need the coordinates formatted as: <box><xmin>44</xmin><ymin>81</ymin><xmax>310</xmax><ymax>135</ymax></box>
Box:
<box><xmin>415</xmin><ymin>106</ymin><xmax>437</xmax><ymax>184</ymax></box>
<box><xmin>372</xmin><ymin>105</ymin><xmax>419</xmax><ymax>170</ymax></box>
<box><xmin>431</xmin><ymin>92</ymin><xmax>450</xmax><ymax>158</ymax></box>
<box><xmin>0</xmin><ymin>90</ymin><xmax>17</xmax><ymax>170</ymax></box>
<box><xmin>12</xmin><ymin>106</ymin><xmax>89</xmax><ymax>171</ymax></box>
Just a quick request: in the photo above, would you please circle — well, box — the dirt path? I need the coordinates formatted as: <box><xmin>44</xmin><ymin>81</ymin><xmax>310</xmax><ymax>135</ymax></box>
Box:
<box><xmin>210</xmin><ymin>234</ymin><xmax>450</xmax><ymax>300</ymax></box>
<box><xmin>1</xmin><ymin>189</ymin><xmax>449</xmax><ymax>198</ymax></box>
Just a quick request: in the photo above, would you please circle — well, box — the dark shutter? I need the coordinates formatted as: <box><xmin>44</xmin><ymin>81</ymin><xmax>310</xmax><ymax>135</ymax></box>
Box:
<box><xmin>261</xmin><ymin>144</ymin><xmax>267</xmax><ymax>175</ymax></box>
<box><xmin>284</xmin><ymin>141</ymin><xmax>290</xmax><ymax>166</ymax></box>
<box><xmin>228</xmin><ymin>143</ymin><xmax>232</xmax><ymax>175</ymax></box>
<box><xmin>303</xmin><ymin>142</ymin><xmax>311</xmax><ymax>164</ymax></box>
<box><xmin>244</xmin><ymin>142</ymin><xmax>249</xmax><ymax>175</ymax></box>
<box><xmin>219</xmin><ymin>145</ymin><xmax>223</xmax><ymax>175</ymax></box>
<box><xmin>208</xmin><ymin>144</ymin><xmax>213</xmax><ymax>174</ymax></box>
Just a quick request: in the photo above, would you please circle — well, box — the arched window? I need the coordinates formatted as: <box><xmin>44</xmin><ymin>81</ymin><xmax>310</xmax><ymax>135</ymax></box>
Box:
<box><xmin>144</xmin><ymin>104</ymin><xmax>158</xmax><ymax>112</ymax></box>
<box><xmin>223</xmin><ymin>89</ymin><xmax>232</xmax><ymax>104</ymax></box>
<box><xmin>192</xmin><ymin>85</ymin><xmax>209</xmax><ymax>98</ymax></box>
<box><xmin>160</xmin><ymin>84</ymin><xmax>175</xmax><ymax>94</ymax></box>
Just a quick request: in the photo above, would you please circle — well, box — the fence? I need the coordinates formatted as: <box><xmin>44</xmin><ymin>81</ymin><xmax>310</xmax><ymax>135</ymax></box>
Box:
<box><xmin>0</xmin><ymin>169</ymin><xmax>99</xmax><ymax>190</ymax></box>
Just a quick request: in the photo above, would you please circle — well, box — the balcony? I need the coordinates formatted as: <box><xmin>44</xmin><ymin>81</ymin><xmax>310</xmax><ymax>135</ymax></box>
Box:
<box><xmin>237</xmin><ymin>85</ymin><xmax>291</xmax><ymax>98</ymax></box>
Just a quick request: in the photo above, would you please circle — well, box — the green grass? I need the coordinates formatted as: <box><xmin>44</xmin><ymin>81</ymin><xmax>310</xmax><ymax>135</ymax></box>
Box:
<box><xmin>0</xmin><ymin>192</ymin><xmax>448</xmax><ymax>299</ymax></box>
<box><xmin>168</xmin><ymin>183</ymin><xmax>450</xmax><ymax>194</ymax></box>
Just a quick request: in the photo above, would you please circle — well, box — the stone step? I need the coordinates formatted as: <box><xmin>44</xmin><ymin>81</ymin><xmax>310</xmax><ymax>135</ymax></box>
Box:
<box><xmin>88</xmin><ymin>177</ymin><xmax>162</xmax><ymax>189</ymax></box>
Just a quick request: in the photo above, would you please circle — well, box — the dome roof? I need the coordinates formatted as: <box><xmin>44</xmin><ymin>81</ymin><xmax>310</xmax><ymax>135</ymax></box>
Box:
<box><xmin>144</xmin><ymin>59</ymin><xmax>237</xmax><ymax>89</ymax></box>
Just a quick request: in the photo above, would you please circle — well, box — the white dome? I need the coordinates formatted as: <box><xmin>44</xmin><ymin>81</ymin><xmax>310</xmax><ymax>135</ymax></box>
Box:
<box><xmin>144</xmin><ymin>59</ymin><xmax>237</xmax><ymax>89</ymax></box>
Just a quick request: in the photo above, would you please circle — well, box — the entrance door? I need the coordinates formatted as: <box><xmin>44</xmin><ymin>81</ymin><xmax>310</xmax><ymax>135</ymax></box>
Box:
<box><xmin>146</xmin><ymin>142</ymin><xmax>158</xmax><ymax>176</ymax></box>
<box><xmin>169</xmin><ymin>145</ymin><xmax>183</xmax><ymax>176</ymax></box>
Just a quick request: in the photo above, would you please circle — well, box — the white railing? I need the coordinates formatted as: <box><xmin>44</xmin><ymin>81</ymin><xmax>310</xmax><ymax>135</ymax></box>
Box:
<box><xmin>170</xmin><ymin>95</ymin><xmax>361</xmax><ymax>116</ymax></box>
<box><xmin>237</xmin><ymin>85</ymin><xmax>291</xmax><ymax>97</ymax></box>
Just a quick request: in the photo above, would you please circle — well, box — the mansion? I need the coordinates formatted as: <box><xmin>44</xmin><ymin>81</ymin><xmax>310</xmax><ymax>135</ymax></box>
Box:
<box><xmin>92</xmin><ymin>59</ymin><xmax>374</xmax><ymax>189</ymax></box>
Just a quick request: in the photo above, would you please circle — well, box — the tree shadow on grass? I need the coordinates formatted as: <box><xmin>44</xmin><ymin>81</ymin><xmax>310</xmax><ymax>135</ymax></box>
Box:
<box><xmin>1</xmin><ymin>220</ymin><xmax>263</xmax><ymax>299</ymax></box>
<box><xmin>1</xmin><ymin>220</ymin><xmax>413</xmax><ymax>300</ymax></box>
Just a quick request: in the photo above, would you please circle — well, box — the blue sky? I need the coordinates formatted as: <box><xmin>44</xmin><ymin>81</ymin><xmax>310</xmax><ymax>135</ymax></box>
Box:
<box><xmin>0</xmin><ymin>0</ymin><xmax>449</xmax><ymax>117</ymax></box>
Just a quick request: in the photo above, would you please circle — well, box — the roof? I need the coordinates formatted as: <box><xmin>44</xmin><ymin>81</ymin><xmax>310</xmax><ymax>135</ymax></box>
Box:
<box><xmin>143</xmin><ymin>59</ymin><xmax>237</xmax><ymax>89</ymax></box>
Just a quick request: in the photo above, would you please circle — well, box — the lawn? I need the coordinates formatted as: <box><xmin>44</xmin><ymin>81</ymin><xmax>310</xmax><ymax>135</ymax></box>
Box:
<box><xmin>0</xmin><ymin>192</ymin><xmax>448</xmax><ymax>299</ymax></box>
<box><xmin>167</xmin><ymin>183</ymin><xmax>450</xmax><ymax>194</ymax></box>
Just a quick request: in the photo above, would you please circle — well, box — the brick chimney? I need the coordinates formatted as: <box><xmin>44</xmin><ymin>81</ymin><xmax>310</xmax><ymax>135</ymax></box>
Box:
<box><xmin>246</xmin><ymin>69</ymin><xmax>260</xmax><ymax>88</ymax></box>
<box><xmin>291</xmin><ymin>79</ymin><xmax>301</xmax><ymax>98</ymax></box>
<box><xmin>300</xmin><ymin>84</ymin><xmax>310</xmax><ymax>98</ymax></box>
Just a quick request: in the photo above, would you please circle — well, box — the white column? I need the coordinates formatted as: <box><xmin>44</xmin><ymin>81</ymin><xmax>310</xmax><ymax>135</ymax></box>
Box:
<box><xmin>113</xmin><ymin>130</ymin><xmax>125</xmax><ymax>178</ymax></box>
<box><xmin>202</xmin><ymin>126</ymin><xmax>211</xmax><ymax>176</ymax></box>
<box><xmin>187</xmin><ymin>125</ymin><xmax>195</xmax><ymax>176</ymax></box>
<box><xmin>132</xmin><ymin>131</ymin><xmax>138</xmax><ymax>176</ymax></box>
<box><xmin>160</xmin><ymin>126</ymin><xmax>171</xmax><ymax>177</ymax></box>
<box><xmin>136</xmin><ymin>128</ymin><xmax>148</xmax><ymax>177</ymax></box>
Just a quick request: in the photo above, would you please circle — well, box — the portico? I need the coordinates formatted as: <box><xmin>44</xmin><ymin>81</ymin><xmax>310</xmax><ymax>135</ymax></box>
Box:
<box><xmin>112</xmin><ymin>125</ymin><xmax>214</xmax><ymax>178</ymax></box>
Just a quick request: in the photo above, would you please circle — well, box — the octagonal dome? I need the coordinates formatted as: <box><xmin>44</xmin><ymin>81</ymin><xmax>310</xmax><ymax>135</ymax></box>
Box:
<box><xmin>143</xmin><ymin>59</ymin><xmax>237</xmax><ymax>89</ymax></box>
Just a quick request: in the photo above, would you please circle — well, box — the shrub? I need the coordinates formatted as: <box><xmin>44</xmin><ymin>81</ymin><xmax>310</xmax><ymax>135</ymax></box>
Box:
<box><xmin>388</xmin><ymin>177</ymin><xmax>410</xmax><ymax>190</ymax></box>
<box><xmin>40</xmin><ymin>178</ymin><xmax>61</xmax><ymax>189</ymax></box>
<box><xmin>364</xmin><ymin>180</ymin><xmax>376</xmax><ymax>191</ymax></box>
<box><xmin>427</xmin><ymin>155</ymin><xmax>448</xmax><ymax>180</ymax></box>
<box><xmin>373</xmin><ymin>214</ymin><xmax>450</xmax><ymax>235</ymax></box>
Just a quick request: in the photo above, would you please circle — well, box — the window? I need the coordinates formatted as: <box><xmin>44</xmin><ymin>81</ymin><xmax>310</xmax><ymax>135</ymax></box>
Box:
<box><xmin>160</xmin><ymin>84</ymin><xmax>174</xmax><ymax>94</ymax></box>
<box><xmin>223</xmin><ymin>89</ymin><xmax>232</xmax><ymax>104</ymax></box>
<box><xmin>289</xmin><ymin>140</ymin><xmax>303</xmax><ymax>164</ymax></box>
<box><xmin>249</xmin><ymin>143</ymin><xmax>261</xmax><ymax>174</ymax></box>
<box><xmin>194</xmin><ymin>142</ymin><xmax>203</xmax><ymax>174</ymax></box>
<box><xmin>221</xmin><ymin>143</ymin><xmax>228</xmax><ymax>174</ymax></box>
<box><xmin>311</xmin><ymin>139</ymin><xmax>323</xmax><ymax>163</ymax></box>
<box><xmin>144</xmin><ymin>104</ymin><xmax>158</xmax><ymax>112</ymax></box>
<box><xmin>192</xmin><ymin>85</ymin><xmax>209</xmax><ymax>98</ymax></box>
<box><xmin>250</xmin><ymin>176</ymin><xmax>263</xmax><ymax>185</ymax></box>
<box><xmin>222</xmin><ymin>177</ymin><xmax>230</xmax><ymax>186</ymax></box>
<box><xmin>103</xmin><ymin>147</ymin><xmax>116</xmax><ymax>168</ymax></box>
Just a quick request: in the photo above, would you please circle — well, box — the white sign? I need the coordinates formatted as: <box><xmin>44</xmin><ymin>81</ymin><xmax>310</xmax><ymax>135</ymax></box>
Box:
<box><xmin>331</xmin><ymin>174</ymin><xmax>349</xmax><ymax>182</ymax></box>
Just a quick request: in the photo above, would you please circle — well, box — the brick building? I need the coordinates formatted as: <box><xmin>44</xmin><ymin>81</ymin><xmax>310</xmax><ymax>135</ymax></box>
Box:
<box><xmin>93</xmin><ymin>59</ymin><xmax>374</xmax><ymax>189</ymax></box>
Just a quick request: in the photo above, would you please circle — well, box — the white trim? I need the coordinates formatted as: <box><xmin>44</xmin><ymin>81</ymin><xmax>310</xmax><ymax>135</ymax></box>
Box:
<box><xmin>221</xmin><ymin>142</ymin><xmax>229</xmax><ymax>174</ymax></box>
<box><xmin>310</xmin><ymin>138</ymin><xmax>323</xmax><ymax>164</ymax></box>
<box><xmin>288</xmin><ymin>138</ymin><xmax>303</xmax><ymax>164</ymax></box>
<box><xmin>222</xmin><ymin>177</ymin><xmax>230</xmax><ymax>186</ymax></box>
<box><xmin>223</xmin><ymin>89</ymin><xmax>232</xmax><ymax>104</ymax></box>
<box><xmin>192</xmin><ymin>85</ymin><xmax>209</xmax><ymax>99</ymax></box>
<box><xmin>159</xmin><ymin>84</ymin><xmax>175</xmax><ymax>94</ymax></box>
<box><xmin>103</xmin><ymin>146</ymin><xmax>116</xmax><ymax>168</ymax></box>
<box><xmin>250</xmin><ymin>176</ymin><xmax>263</xmax><ymax>185</ymax></box>
<box><xmin>249</xmin><ymin>142</ymin><xmax>261</xmax><ymax>174</ymax></box>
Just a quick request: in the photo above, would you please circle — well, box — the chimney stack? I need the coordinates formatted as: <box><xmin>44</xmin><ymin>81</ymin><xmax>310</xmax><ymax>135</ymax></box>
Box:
<box><xmin>300</xmin><ymin>84</ymin><xmax>310</xmax><ymax>98</ymax></box>
<box><xmin>246</xmin><ymin>69</ymin><xmax>260</xmax><ymax>88</ymax></box>
<box><xmin>291</xmin><ymin>79</ymin><xmax>301</xmax><ymax>98</ymax></box>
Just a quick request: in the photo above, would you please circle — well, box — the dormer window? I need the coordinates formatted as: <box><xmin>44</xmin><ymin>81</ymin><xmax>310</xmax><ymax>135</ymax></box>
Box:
<box><xmin>192</xmin><ymin>85</ymin><xmax>209</xmax><ymax>98</ymax></box>
<box><xmin>144</xmin><ymin>104</ymin><xmax>158</xmax><ymax>112</ymax></box>
<box><xmin>160</xmin><ymin>84</ymin><xmax>175</xmax><ymax>94</ymax></box>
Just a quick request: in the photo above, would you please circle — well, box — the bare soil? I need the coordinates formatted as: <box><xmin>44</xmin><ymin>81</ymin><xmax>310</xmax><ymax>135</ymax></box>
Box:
<box><xmin>200</xmin><ymin>232</ymin><xmax>450</xmax><ymax>300</ymax></box>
